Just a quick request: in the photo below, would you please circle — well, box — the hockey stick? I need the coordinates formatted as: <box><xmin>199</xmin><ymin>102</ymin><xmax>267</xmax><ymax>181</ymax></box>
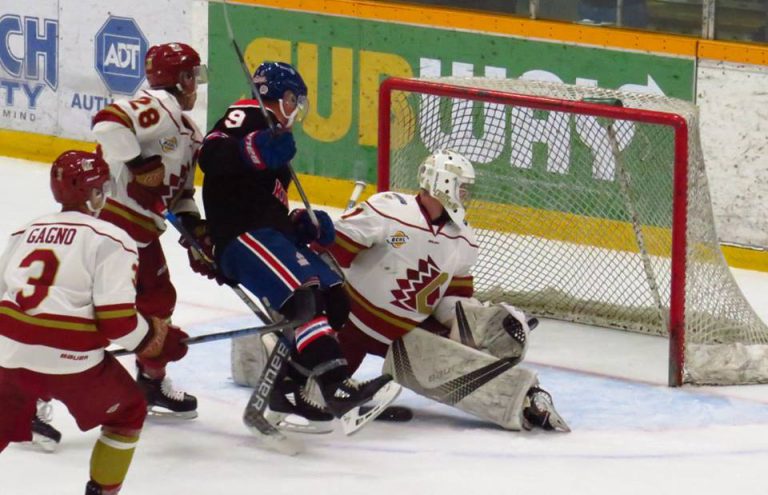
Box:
<box><xmin>164</xmin><ymin>209</ymin><xmax>274</xmax><ymax>322</ymax></box>
<box><xmin>165</xmin><ymin>207</ymin><xmax>306</xmax><ymax>453</ymax></box>
<box><xmin>110</xmin><ymin>318</ymin><xmax>297</xmax><ymax>357</ymax></box>
<box><xmin>346</xmin><ymin>180</ymin><xmax>367</xmax><ymax>211</ymax></box>
<box><xmin>220</xmin><ymin>0</ymin><xmax>320</xmax><ymax>229</ymax></box>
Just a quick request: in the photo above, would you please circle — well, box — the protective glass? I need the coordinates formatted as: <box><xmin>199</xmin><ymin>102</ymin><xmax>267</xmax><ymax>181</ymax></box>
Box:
<box><xmin>280</xmin><ymin>92</ymin><xmax>310</xmax><ymax>127</ymax></box>
<box><xmin>87</xmin><ymin>180</ymin><xmax>113</xmax><ymax>213</ymax></box>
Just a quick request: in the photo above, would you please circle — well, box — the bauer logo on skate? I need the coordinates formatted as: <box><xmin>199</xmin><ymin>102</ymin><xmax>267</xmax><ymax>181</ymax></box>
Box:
<box><xmin>94</xmin><ymin>16</ymin><xmax>148</xmax><ymax>95</ymax></box>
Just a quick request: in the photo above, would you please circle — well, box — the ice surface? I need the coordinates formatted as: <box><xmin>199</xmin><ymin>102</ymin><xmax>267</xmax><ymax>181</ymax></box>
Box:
<box><xmin>1</xmin><ymin>157</ymin><xmax>767</xmax><ymax>495</ymax></box>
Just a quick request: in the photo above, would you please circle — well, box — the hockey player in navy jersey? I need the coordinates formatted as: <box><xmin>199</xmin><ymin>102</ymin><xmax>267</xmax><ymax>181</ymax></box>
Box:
<box><xmin>197</xmin><ymin>61</ymin><xmax>398</xmax><ymax>434</ymax></box>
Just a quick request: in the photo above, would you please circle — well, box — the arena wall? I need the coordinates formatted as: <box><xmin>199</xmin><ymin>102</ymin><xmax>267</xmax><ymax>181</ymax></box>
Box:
<box><xmin>0</xmin><ymin>0</ymin><xmax>765</xmax><ymax>268</ymax></box>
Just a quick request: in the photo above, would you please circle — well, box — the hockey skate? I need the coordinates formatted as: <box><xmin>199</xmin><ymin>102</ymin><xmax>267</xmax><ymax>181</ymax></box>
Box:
<box><xmin>31</xmin><ymin>400</ymin><xmax>62</xmax><ymax>452</ymax></box>
<box><xmin>136</xmin><ymin>369</ymin><xmax>198</xmax><ymax>419</ymax></box>
<box><xmin>320</xmin><ymin>375</ymin><xmax>402</xmax><ymax>435</ymax></box>
<box><xmin>522</xmin><ymin>386</ymin><xmax>570</xmax><ymax>432</ymax></box>
<box><xmin>265</xmin><ymin>377</ymin><xmax>334</xmax><ymax>434</ymax></box>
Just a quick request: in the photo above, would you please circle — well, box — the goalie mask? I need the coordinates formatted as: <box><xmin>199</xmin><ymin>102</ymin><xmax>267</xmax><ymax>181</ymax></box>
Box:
<box><xmin>418</xmin><ymin>150</ymin><xmax>475</xmax><ymax>224</ymax></box>
<box><xmin>252</xmin><ymin>61</ymin><xmax>309</xmax><ymax>127</ymax></box>
<box><xmin>51</xmin><ymin>150</ymin><xmax>112</xmax><ymax>214</ymax></box>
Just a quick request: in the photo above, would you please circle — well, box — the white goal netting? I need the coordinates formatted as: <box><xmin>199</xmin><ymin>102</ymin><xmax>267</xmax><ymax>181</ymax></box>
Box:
<box><xmin>379</xmin><ymin>76</ymin><xmax>768</xmax><ymax>385</ymax></box>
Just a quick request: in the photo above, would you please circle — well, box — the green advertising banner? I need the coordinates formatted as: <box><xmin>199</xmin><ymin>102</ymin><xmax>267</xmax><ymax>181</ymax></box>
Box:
<box><xmin>207</xmin><ymin>4</ymin><xmax>694</xmax><ymax>190</ymax></box>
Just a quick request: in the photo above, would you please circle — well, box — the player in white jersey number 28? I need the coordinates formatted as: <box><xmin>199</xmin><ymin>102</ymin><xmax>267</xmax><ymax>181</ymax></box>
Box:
<box><xmin>0</xmin><ymin>151</ymin><xmax>190</xmax><ymax>494</ymax></box>
<box><xmin>92</xmin><ymin>42</ymin><xmax>208</xmax><ymax>418</ymax></box>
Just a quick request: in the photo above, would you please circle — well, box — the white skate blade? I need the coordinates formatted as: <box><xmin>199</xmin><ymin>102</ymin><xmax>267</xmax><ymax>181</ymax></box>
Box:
<box><xmin>265</xmin><ymin>408</ymin><xmax>334</xmax><ymax>435</ymax></box>
<box><xmin>340</xmin><ymin>382</ymin><xmax>402</xmax><ymax>436</ymax></box>
<box><xmin>146</xmin><ymin>405</ymin><xmax>198</xmax><ymax>420</ymax></box>
<box><xmin>246</xmin><ymin>425</ymin><xmax>305</xmax><ymax>456</ymax></box>
<box><xmin>547</xmin><ymin>410</ymin><xmax>571</xmax><ymax>433</ymax></box>
<box><xmin>30</xmin><ymin>434</ymin><xmax>58</xmax><ymax>453</ymax></box>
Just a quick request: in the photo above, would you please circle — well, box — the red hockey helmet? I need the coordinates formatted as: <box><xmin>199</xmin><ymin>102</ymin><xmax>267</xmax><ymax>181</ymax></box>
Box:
<box><xmin>50</xmin><ymin>150</ymin><xmax>111</xmax><ymax>207</ymax></box>
<box><xmin>145</xmin><ymin>42</ymin><xmax>207</xmax><ymax>91</ymax></box>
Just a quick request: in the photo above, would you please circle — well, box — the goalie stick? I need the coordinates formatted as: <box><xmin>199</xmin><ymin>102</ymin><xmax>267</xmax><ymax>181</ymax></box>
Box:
<box><xmin>346</xmin><ymin>180</ymin><xmax>367</xmax><ymax>211</ymax></box>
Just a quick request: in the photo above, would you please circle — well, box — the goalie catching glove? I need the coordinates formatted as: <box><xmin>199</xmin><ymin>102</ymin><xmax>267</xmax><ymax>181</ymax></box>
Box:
<box><xmin>135</xmin><ymin>317</ymin><xmax>189</xmax><ymax>368</ymax></box>
<box><xmin>443</xmin><ymin>299</ymin><xmax>531</xmax><ymax>362</ymax></box>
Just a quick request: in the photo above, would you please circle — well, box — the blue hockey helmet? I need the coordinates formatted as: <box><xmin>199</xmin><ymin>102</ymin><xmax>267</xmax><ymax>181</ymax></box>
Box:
<box><xmin>252</xmin><ymin>62</ymin><xmax>309</xmax><ymax>126</ymax></box>
<box><xmin>252</xmin><ymin>61</ymin><xmax>307</xmax><ymax>100</ymax></box>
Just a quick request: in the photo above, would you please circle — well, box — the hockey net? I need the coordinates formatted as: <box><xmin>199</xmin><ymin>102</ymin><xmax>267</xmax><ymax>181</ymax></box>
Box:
<box><xmin>377</xmin><ymin>76</ymin><xmax>768</xmax><ymax>386</ymax></box>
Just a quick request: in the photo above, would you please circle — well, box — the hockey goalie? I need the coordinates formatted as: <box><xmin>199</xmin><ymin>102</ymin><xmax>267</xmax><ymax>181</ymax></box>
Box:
<box><xmin>232</xmin><ymin>150</ymin><xmax>569</xmax><ymax>433</ymax></box>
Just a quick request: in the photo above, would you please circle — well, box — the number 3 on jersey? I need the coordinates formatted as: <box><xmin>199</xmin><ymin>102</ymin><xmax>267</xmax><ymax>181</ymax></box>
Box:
<box><xmin>16</xmin><ymin>249</ymin><xmax>60</xmax><ymax>311</ymax></box>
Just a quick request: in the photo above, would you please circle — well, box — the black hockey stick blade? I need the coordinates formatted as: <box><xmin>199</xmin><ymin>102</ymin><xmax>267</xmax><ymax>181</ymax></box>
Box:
<box><xmin>360</xmin><ymin>405</ymin><xmax>414</xmax><ymax>422</ymax></box>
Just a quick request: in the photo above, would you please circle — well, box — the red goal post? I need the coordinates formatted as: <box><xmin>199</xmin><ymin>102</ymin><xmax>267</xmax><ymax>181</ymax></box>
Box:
<box><xmin>377</xmin><ymin>76</ymin><xmax>768</xmax><ymax>386</ymax></box>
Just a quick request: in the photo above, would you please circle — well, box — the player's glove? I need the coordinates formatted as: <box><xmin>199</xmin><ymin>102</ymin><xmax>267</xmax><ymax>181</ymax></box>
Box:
<box><xmin>177</xmin><ymin>214</ymin><xmax>221</xmax><ymax>283</ymax></box>
<box><xmin>125</xmin><ymin>155</ymin><xmax>166</xmax><ymax>214</ymax></box>
<box><xmin>240</xmin><ymin>129</ymin><xmax>296</xmax><ymax>171</ymax></box>
<box><xmin>137</xmin><ymin>317</ymin><xmax>189</xmax><ymax>367</ymax></box>
<box><xmin>290</xmin><ymin>208</ymin><xmax>336</xmax><ymax>246</ymax></box>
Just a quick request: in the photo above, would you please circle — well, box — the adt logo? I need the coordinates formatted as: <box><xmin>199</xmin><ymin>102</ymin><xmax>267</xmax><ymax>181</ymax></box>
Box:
<box><xmin>95</xmin><ymin>16</ymin><xmax>148</xmax><ymax>95</ymax></box>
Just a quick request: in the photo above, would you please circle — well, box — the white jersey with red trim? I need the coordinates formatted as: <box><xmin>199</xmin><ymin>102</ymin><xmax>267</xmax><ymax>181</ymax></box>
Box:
<box><xmin>331</xmin><ymin>192</ymin><xmax>478</xmax><ymax>344</ymax></box>
<box><xmin>92</xmin><ymin>88</ymin><xmax>201</xmax><ymax>241</ymax></box>
<box><xmin>0</xmin><ymin>211</ymin><xmax>148</xmax><ymax>375</ymax></box>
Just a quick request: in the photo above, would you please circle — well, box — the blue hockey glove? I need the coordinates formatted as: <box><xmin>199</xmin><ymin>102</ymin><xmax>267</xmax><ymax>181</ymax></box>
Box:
<box><xmin>290</xmin><ymin>209</ymin><xmax>336</xmax><ymax>246</ymax></box>
<box><xmin>240</xmin><ymin>129</ymin><xmax>296</xmax><ymax>171</ymax></box>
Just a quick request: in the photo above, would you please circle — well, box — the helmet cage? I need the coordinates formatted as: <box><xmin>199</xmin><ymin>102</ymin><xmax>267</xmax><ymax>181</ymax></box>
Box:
<box><xmin>418</xmin><ymin>150</ymin><xmax>476</xmax><ymax>224</ymax></box>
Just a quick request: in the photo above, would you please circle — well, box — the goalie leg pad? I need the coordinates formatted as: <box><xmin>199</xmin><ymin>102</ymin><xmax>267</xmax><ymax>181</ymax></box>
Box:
<box><xmin>383</xmin><ymin>328</ymin><xmax>537</xmax><ymax>430</ymax></box>
<box><xmin>232</xmin><ymin>333</ymin><xmax>270</xmax><ymax>388</ymax></box>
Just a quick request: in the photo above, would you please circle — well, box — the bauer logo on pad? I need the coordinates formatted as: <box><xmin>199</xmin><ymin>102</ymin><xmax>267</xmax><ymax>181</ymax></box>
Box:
<box><xmin>95</xmin><ymin>16</ymin><xmax>148</xmax><ymax>95</ymax></box>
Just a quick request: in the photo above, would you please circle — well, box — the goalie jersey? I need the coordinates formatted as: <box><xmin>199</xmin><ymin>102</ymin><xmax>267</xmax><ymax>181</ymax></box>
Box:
<box><xmin>329</xmin><ymin>192</ymin><xmax>478</xmax><ymax>344</ymax></box>
<box><xmin>0</xmin><ymin>211</ymin><xmax>148</xmax><ymax>375</ymax></box>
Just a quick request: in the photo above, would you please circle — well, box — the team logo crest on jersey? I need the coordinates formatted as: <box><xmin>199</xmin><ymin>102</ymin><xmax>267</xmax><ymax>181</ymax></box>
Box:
<box><xmin>390</xmin><ymin>256</ymin><xmax>449</xmax><ymax>314</ymax></box>
<box><xmin>159</xmin><ymin>136</ymin><xmax>178</xmax><ymax>153</ymax></box>
<box><xmin>386</xmin><ymin>230</ymin><xmax>409</xmax><ymax>248</ymax></box>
